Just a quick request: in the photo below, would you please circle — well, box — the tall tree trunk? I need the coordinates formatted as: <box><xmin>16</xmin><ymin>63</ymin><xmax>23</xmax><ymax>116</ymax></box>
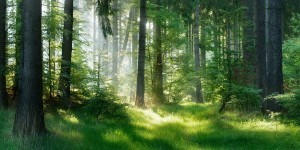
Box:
<box><xmin>47</xmin><ymin>0</ymin><xmax>56</xmax><ymax>99</ymax></box>
<box><xmin>193</xmin><ymin>2</ymin><xmax>204</xmax><ymax>103</ymax></box>
<box><xmin>200</xmin><ymin>3</ymin><xmax>206</xmax><ymax>69</ymax></box>
<box><xmin>266</xmin><ymin>0</ymin><xmax>283</xmax><ymax>95</ymax></box>
<box><xmin>112</xmin><ymin>0</ymin><xmax>119</xmax><ymax>88</ymax></box>
<box><xmin>130</xmin><ymin>7</ymin><xmax>138</xmax><ymax>101</ymax></box>
<box><xmin>103</xmin><ymin>38</ymin><xmax>109</xmax><ymax>76</ymax></box>
<box><xmin>59</xmin><ymin>0</ymin><xmax>73</xmax><ymax>107</ymax></box>
<box><xmin>256</xmin><ymin>0</ymin><xmax>267</xmax><ymax>97</ymax></box>
<box><xmin>119</xmin><ymin>8</ymin><xmax>133</xmax><ymax>67</ymax></box>
<box><xmin>136</xmin><ymin>0</ymin><xmax>146</xmax><ymax>107</ymax></box>
<box><xmin>0</xmin><ymin>0</ymin><xmax>8</xmax><ymax>108</ymax></box>
<box><xmin>93</xmin><ymin>5</ymin><xmax>97</xmax><ymax>72</ymax></box>
<box><xmin>153</xmin><ymin>0</ymin><xmax>165</xmax><ymax>104</ymax></box>
<box><xmin>233</xmin><ymin>14</ymin><xmax>240</xmax><ymax>59</ymax></box>
<box><xmin>243</xmin><ymin>0</ymin><xmax>255</xmax><ymax>84</ymax></box>
<box><xmin>13</xmin><ymin>0</ymin><xmax>22</xmax><ymax>101</ymax></box>
<box><xmin>219</xmin><ymin>22</ymin><xmax>233</xmax><ymax>113</ymax></box>
<box><xmin>13</xmin><ymin>0</ymin><xmax>46</xmax><ymax>136</ymax></box>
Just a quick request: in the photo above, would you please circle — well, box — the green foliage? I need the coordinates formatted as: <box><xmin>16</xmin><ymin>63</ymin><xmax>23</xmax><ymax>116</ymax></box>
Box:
<box><xmin>70</xmin><ymin>47</ymin><xmax>92</xmax><ymax>99</ymax></box>
<box><xmin>84</xmin><ymin>88</ymin><xmax>127</xmax><ymax>121</ymax></box>
<box><xmin>283</xmin><ymin>38</ymin><xmax>300</xmax><ymax>92</ymax></box>
<box><xmin>290</xmin><ymin>13</ymin><xmax>300</xmax><ymax>36</ymax></box>
<box><xmin>164</xmin><ymin>53</ymin><xmax>195</xmax><ymax>103</ymax></box>
<box><xmin>228</xmin><ymin>85</ymin><xmax>261</xmax><ymax>112</ymax></box>
<box><xmin>273</xmin><ymin>89</ymin><xmax>300</xmax><ymax>121</ymax></box>
<box><xmin>96</xmin><ymin>0</ymin><xmax>113</xmax><ymax>38</ymax></box>
<box><xmin>282</xmin><ymin>13</ymin><xmax>300</xmax><ymax>92</ymax></box>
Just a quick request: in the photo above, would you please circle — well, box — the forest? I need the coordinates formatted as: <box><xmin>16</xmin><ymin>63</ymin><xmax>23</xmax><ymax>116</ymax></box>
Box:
<box><xmin>0</xmin><ymin>0</ymin><xmax>300</xmax><ymax>149</ymax></box>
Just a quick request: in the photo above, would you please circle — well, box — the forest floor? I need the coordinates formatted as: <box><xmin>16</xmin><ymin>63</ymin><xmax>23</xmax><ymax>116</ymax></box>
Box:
<box><xmin>1</xmin><ymin>103</ymin><xmax>300</xmax><ymax>150</ymax></box>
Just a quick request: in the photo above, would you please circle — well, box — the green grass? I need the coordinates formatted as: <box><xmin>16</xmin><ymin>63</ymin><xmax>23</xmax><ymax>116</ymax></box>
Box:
<box><xmin>1</xmin><ymin>103</ymin><xmax>300</xmax><ymax>150</ymax></box>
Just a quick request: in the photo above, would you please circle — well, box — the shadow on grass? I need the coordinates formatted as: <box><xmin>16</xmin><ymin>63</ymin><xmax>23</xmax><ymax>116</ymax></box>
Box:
<box><xmin>1</xmin><ymin>103</ymin><xmax>300</xmax><ymax>150</ymax></box>
<box><xmin>16</xmin><ymin>107</ymin><xmax>175</xmax><ymax>150</ymax></box>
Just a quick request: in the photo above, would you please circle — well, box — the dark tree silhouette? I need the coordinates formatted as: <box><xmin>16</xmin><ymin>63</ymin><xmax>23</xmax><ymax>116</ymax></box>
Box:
<box><xmin>255</xmin><ymin>0</ymin><xmax>267</xmax><ymax>97</ymax></box>
<box><xmin>153</xmin><ymin>0</ymin><xmax>165</xmax><ymax>104</ymax></box>
<box><xmin>0</xmin><ymin>0</ymin><xmax>8</xmax><ymax>108</ymax></box>
<box><xmin>13</xmin><ymin>0</ymin><xmax>47</xmax><ymax>136</ymax></box>
<box><xmin>136</xmin><ymin>0</ymin><xmax>147</xmax><ymax>107</ymax></box>
<box><xmin>243</xmin><ymin>0</ymin><xmax>255</xmax><ymax>84</ymax></box>
<box><xmin>59</xmin><ymin>0</ymin><xmax>74</xmax><ymax>107</ymax></box>
<box><xmin>266</xmin><ymin>0</ymin><xmax>284</xmax><ymax>95</ymax></box>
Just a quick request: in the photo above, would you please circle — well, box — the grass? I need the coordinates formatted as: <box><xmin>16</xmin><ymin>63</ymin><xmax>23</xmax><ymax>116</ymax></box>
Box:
<box><xmin>1</xmin><ymin>103</ymin><xmax>300</xmax><ymax>150</ymax></box>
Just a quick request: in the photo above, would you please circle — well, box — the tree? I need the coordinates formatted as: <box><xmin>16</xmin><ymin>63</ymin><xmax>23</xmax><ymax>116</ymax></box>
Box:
<box><xmin>242</xmin><ymin>0</ymin><xmax>255</xmax><ymax>84</ymax></box>
<box><xmin>13</xmin><ymin>0</ymin><xmax>47</xmax><ymax>136</ymax></box>
<box><xmin>255</xmin><ymin>0</ymin><xmax>267</xmax><ymax>97</ymax></box>
<box><xmin>152</xmin><ymin>0</ymin><xmax>165</xmax><ymax>104</ymax></box>
<box><xmin>118</xmin><ymin>7</ymin><xmax>133</xmax><ymax>68</ymax></box>
<box><xmin>59</xmin><ymin>0</ymin><xmax>74</xmax><ymax>107</ymax></box>
<box><xmin>193</xmin><ymin>1</ymin><xmax>204</xmax><ymax>103</ymax></box>
<box><xmin>200</xmin><ymin>2</ymin><xmax>206</xmax><ymax>70</ymax></box>
<box><xmin>46</xmin><ymin>0</ymin><xmax>59</xmax><ymax>99</ymax></box>
<box><xmin>266</xmin><ymin>0</ymin><xmax>284</xmax><ymax>95</ymax></box>
<box><xmin>136</xmin><ymin>0</ymin><xmax>146</xmax><ymax>107</ymax></box>
<box><xmin>131</xmin><ymin>6</ymin><xmax>138</xmax><ymax>101</ymax></box>
<box><xmin>112</xmin><ymin>0</ymin><xmax>119</xmax><ymax>87</ymax></box>
<box><xmin>0</xmin><ymin>0</ymin><xmax>8</xmax><ymax>108</ymax></box>
<box><xmin>12</xmin><ymin>0</ymin><xmax>22</xmax><ymax>101</ymax></box>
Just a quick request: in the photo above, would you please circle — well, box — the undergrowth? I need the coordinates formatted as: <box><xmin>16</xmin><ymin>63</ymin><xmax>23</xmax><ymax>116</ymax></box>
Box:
<box><xmin>0</xmin><ymin>103</ymin><xmax>300</xmax><ymax>150</ymax></box>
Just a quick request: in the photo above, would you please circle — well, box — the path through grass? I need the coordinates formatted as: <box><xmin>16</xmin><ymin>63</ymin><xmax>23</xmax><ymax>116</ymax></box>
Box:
<box><xmin>1</xmin><ymin>103</ymin><xmax>300</xmax><ymax>150</ymax></box>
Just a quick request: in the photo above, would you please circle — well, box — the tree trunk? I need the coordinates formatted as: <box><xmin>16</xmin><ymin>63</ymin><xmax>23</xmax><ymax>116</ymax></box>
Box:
<box><xmin>12</xmin><ymin>0</ymin><xmax>22</xmax><ymax>101</ymax></box>
<box><xmin>112</xmin><ymin>0</ymin><xmax>119</xmax><ymax>88</ymax></box>
<box><xmin>103</xmin><ymin>38</ymin><xmax>109</xmax><ymax>77</ymax></box>
<box><xmin>243</xmin><ymin>0</ymin><xmax>255</xmax><ymax>84</ymax></box>
<box><xmin>13</xmin><ymin>0</ymin><xmax>46</xmax><ymax>136</ymax></box>
<box><xmin>193</xmin><ymin>2</ymin><xmax>204</xmax><ymax>103</ymax></box>
<box><xmin>0</xmin><ymin>0</ymin><xmax>8</xmax><ymax>108</ymax></box>
<box><xmin>136</xmin><ymin>0</ymin><xmax>146</xmax><ymax>107</ymax></box>
<box><xmin>59</xmin><ymin>0</ymin><xmax>73</xmax><ymax>107</ymax></box>
<box><xmin>93</xmin><ymin>5</ymin><xmax>97</xmax><ymax>72</ymax></box>
<box><xmin>47</xmin><ymin>0</ymin><xmax>56</xmax><ymax>99</ymax></box>
<box><xmin>130</xmin><ymin>7</ymin><xmax>138</xmax><ymax>101</ymax></box>
<box><xmin>152</xmin><ymin>0</ymin><xmax>165</xmax><ymax>104</ymax></box>
<box><xmin>266</xmin><ymin>0</ymin><xmax>283</xmax><ymax>95</ymax></box>
<box><xmin>200</xmin><ymin>3</ymin><xmax>206</xmax><ymax>69</ymax></box>
<box><xmin>256</xmin><ymin>0</ymin><xmax>267</xmax><ymax>97</ymax></box>
<box><xmin>118</xmin><ymin>7</ymin><xmax>133</xmax><ymax>67</ymax></box>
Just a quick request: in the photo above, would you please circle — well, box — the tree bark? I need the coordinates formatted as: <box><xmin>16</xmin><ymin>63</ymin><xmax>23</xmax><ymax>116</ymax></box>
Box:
<box><xmin>266</xmin><ymin>0</ymin><xmax>283</xmax><ymax>95</ymax></box>
<box><xmin>130</xmin><ymin>7</ymin><xmax>138</xmax><ymax>101</ymax></box>
<box><xmin>59</xmin><ymin>0</ymin><xmax>73</xmax><ymax>107</ymax></box>
<box><xmin>13</xmin><ymin>0</ymin><xmax>47</xmax><ymax>136</ymax></box>
<box><xmin>243</xmin><ymin>0</ymin><xmax>255</xmax><ymax>84</ymax></box>
<box><xmin>136</xmin><ymin>0</ymin><xmax>146</xmax><ymax>107</ymax></box>
<box><xmin>12</xmin><ymin>0</ymin><xmax>22</xmax><ymax>101</ymax></box>
<box><xmin>200</xmin><ymin>3</ymin><xmax>206</xmax><ymax>69</ymax></box>
<box><xmin>0</xmin><ymin>0</ymin><xmax>8</xmax><ymax>108</ymax></box>
<box><xmin>256</xmin><ymin>0</ymin><xmax>267</xmax><ymax>97</ymax></box>
<box><xmin>193</xmin><ymin>2</ymin><xmax>204</xmax><ymax>103</ymax></box>
<box><xmin>153</xmin><ymin>0</ymin><xmax>165</xmax><ymax>104</ymax></box>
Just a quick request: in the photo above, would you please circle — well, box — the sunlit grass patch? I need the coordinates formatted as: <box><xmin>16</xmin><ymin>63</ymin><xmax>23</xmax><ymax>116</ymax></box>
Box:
<box><xmin>104</xmin><ymin>129</ymin><xmax>127</xmax><ymax>141</ymax></box>
<box><xmin>1</xmin><ymin>103</ymin><xmax>300</xmax><ymax>150</ymax></box>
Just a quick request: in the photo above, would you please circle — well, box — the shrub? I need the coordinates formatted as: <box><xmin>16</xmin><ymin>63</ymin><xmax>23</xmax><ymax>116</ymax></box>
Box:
<box><xmin>273</xmin><ymin>89</ymin><xmax>300</xmax><ymax>119</ymax></box>
<box><xmin>225</xmin><ymin>84</ymin><xmax>261</xmax><ymax>112</ymax></box>
<box><xmin>83</xmin><ymin>88</ymin><xmax>127</xmax><ymax>121</ymax></box>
